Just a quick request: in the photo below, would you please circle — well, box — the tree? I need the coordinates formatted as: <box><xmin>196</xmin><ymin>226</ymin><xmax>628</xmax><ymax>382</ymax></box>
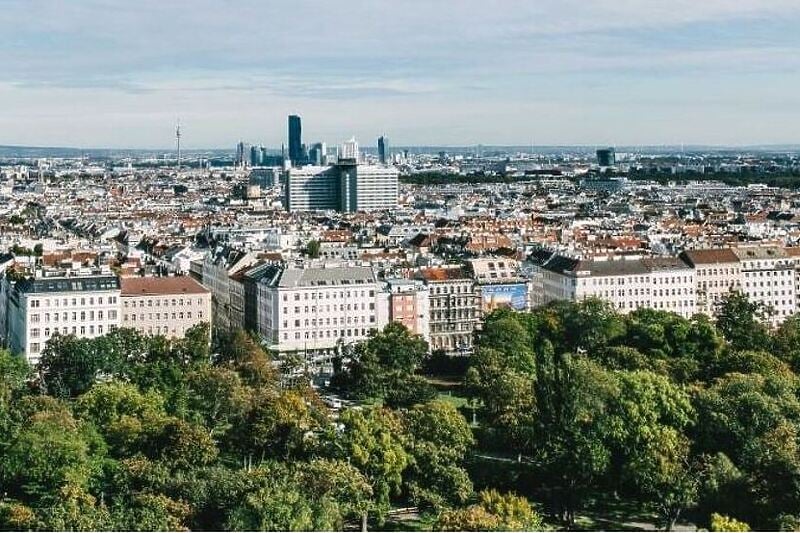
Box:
<box><xmin>434</xmin><ymin>490</ymin><xmax>543</xmax><ymax>531</ymax></box>
<box><xmin>184</xmin><ymin>366</ymin><xmax>249</xmax><ymax>439</ymax></box>
<box><xmin>38</xmin><ymin>484</ymin><xmax>112</xmax><ymax>531</ymax></box>
<box><xmin>33</xmin><ymin>243</ymin><xmax>43</xmax><ymax>256</ymax></box>
<box><xmin>337</xmin><ymin>323</ymin><xmax>434</xmax><ymax>407</ymax></box>
<box><xmin>404</xmin><ymin>401</ymin><xmax>475</xmax><ymax>508</ymax></box>
<box><xmin>624</xmin><ymin>428</ymin><xmax>699</xmax><ymax>531</ymax></box>
<box><xmin>0</xmin><ymin>399</ymin><xmax>103</xmax><ymax>502</ymax></box>
<box><xmin>320</xmin><ymin>407</ymin><xmax>410</xmax><ymax>527</ymax></box>
<box><xmin>74</xmin><ymin>380</ymin><xmax>165</xmax><ymax>456</ymax></box>
<box><xmin>110</xmin><ymin>492</ymin><xmax>191</xmax><ymax>531</ymax></box>
<box><xmin>531</xmin><ymin>356</ymin><xmax>617</xmax><ymax>527</ymax></box>
<box><xmin>37</xmin><ymin>334</ymin><xmax>121</xmax><ymax>397</ymax></box>
<box><xmin>231</xmin><ymin>387</ymin><xmax>325</xmax><ymax>464</ymax></box>
<box><xmin>715</xmin><ymin>292</ymin><xmax>771</xmax><ymax>351</ymax></box>
<box><xmin>710</xmin><ymin>513</ymin><xmax>750</xmax><ymax>532</ymax></box>
<box><xmin>215</xmin><ymin>328</ymin><xmax>276</xmax><ymax>388</ymax></box>
<box><xmin>304</xmin><ymin>239</ymin><xmax>321</xmax><ymax>259</ymax></box>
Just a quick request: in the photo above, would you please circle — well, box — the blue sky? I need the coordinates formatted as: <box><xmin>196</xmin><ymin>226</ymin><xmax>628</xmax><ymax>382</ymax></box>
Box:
<box><xmin>1</xmin><ymin>0</ymin><xmax>799</xmax><ymax>148</ymax></box>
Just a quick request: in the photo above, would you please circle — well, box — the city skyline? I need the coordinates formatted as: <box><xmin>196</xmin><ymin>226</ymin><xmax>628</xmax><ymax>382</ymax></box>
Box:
<box><xmin>1</xmin><ymin>0</ymin><xmax>799</xmax><ymax>148</ymax></box>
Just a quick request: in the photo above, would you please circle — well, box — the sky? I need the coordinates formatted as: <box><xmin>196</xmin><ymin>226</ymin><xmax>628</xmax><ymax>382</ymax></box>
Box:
<box><xmin>1</xmin><ymin>0</ymin><xmax>799</xmax><ymax>149</ymax></box>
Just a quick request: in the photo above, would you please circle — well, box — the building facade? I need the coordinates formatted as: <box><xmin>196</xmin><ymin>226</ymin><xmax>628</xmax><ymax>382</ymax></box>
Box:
<box><xmin>120</xmin><ymin>276</ymin><xmax>211</xmax><ymax>337</ymax></box>
<box><xmin>7</xmin><ymin>275</ymin><xmax>121</xmax><ymax>364</ymax></box>
<box><xmin>257</xmin><ymin>263</ymin><xmax>389</xmax><ymax>367</ymax></box>
<box><xmin>417</xmin><ymin>266</ymin><xmax>478</xmax><ymax>355</ymax></box>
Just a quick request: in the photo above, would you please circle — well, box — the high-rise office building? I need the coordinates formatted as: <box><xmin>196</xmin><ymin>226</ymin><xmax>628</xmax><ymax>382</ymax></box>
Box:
<box><xmin>597</xmin><ymin>147</ymin><xmax>616</xmax><ymax>167</ymax></box>
<box><xmin>249</xmin><ymin>145</ymin><xmax>262</xmax><ymax>166</ymax></box>
<box><xmin>308</xmin><ymin>142</ymin><xmax>326</xmax><ymax>166</ymax></box>
<box><xmin>285</xmin><ymin>162</ymin><xmax>398</xmax><ymax>213</ymax></box>
<box><xmin>288</xmin><ymin>115</ymin><xmax>303</xmax><ymax>165</ymax></box>
<box><xmin>340</xmin><ymin>164</ymin><xmax>398</xmax><ymax>212</ymax></box>
<box><xmin>284</xmin><ymin>166</ymin><xmax>340</xmax><ymax>212</ymax></box>
<box><xmin>340</xmin><ymin>138</ymin><xmax>359</xmax><ymax>161</ymax></box>
<box><xmin>378</xmin><ymin>135</ymin><xmax>389</xmax><ymax>164</ymax></box>
<box><xmin>235</xmin><ymin>141</ymin><xmax>247</xmax><ymax>167</ymax></box>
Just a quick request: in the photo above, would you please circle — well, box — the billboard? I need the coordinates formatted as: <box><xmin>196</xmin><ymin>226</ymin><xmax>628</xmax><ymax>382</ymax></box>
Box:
<box><xmin>481</xmin><ymin>283</ymin><xmax>528</xmax><ymax>312</ymax></box>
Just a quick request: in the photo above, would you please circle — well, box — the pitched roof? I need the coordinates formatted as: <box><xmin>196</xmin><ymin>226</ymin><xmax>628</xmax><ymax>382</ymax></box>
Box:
<box><xmin>120</xmin><ymin>276</ymin><xmax>209</xmax><ymax>296</ymax></box>
<box><xmin>679</xmin><ymin>248</ymin><xmax>739</xmax><ymax>266</ymax></box>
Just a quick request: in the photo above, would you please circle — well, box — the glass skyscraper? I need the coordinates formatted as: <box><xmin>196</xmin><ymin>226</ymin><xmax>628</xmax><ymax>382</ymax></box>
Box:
<box><xmin>378</xmin><ymin>135</ymin><xmax>389</xmax><ymax>164</ymax></box>
<box><xmin>288</xmin><ymin>115</ymin><xmax>303</xmax><ymax>165</ymax></box>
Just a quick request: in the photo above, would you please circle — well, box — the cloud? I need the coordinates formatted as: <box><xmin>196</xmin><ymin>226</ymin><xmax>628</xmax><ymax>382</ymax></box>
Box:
<box><xmin>0</xmin><ymin>0</ymin><xmax>798</xmax><ymax>146</ymax></box>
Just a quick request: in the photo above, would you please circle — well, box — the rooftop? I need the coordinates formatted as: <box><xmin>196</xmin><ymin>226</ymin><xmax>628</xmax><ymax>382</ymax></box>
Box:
<box><xmin>120</xmin><ymin>276</ymin><xmax>209</xmax><ymax>296</ymax></box>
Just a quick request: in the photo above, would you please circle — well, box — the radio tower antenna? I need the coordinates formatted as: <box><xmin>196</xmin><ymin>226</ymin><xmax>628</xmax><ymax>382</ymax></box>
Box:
<box><xmin>176</xmin><ymin>119</ymin><xmax>182</xmax><ymax>170</ymax></box>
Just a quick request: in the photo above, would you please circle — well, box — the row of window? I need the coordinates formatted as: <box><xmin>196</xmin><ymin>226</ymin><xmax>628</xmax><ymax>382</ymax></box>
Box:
<box><xmin>30</xmin><ymin>310</ymin><xmax>118</xmax><ymax>323</ymax></box>
<box><xmin>588</xmin><ymin>288</ymin><xmax>692</xmax><ymax>298</ymax></box>
<box><xmin>124</xmin><ymin>311</ymin><xmax>203</xmax><ymax>322</ymax></box>
<box><xmin>281</xmin><ymin>303</ymin><xmax>375</xmax><ymax>314</ymax></box>
<box><xmin>31</xmin><ymin>324</ymin><xmax>108</xmax><ymax>338</ymax></box>
<box><xmin>123</xmin><ymin>297</ymin><xmax>205</xmax><ymax>308</ymax></box>
<box><xmin>280</xmin><ymin>290</ymin><xmax>376</xmax><ymax>302</ymax></box>
<box><xmin>281</xmin><ymin>327</ymin><xmax>376</xmax><ymax>341</ymax></box>
<box><xmin>30</xmin><ymin>296</ymin><xmax>118</xmax><ymax>308</ymax></box>
<box><xmin>743</xmin><ymin>270</ymin><xmax>792</xmax><ymax>278</ymax></box>
<box><xmin>584</xmin><ymin>276</ymin><xmax>692</xmax><ymax>286</ymax></box>
<box><xmin>284</xmin><ymin>315</ymin><xmax>375</xmax><ymax>328</ymax></box>
<box><xmin>697</xmin><ymin>268</ymin><xmax>738</xmax><ymax>276</ymax></box>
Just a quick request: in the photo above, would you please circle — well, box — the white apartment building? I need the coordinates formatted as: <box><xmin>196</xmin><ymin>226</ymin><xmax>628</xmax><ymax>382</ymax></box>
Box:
<box><xmin>6</xmin><ymin>275</ymin><xmax>121</xmax><ymax>364</ymax></box>
<box><xmin>530</xmin><ymin>252</ymin><xmax>696</xmax><ymax>318</ymax></box>
<box><xmin>120</xmin><ymin>276</ymin><xmax>211</xmax><ymax>338</ymax></box>
<box><xmin>732</xmin><ymin>246</ymin><xmax>796</xmax><ymax>326</ymax></box>
<box><xmin>680</xmin><ymin>249</ymin><xmax>742</xmax><ymax>316</ymax></box>
<box><xmin>257</xmin><ymin>263</ymin><xmax>389</xmax><ymax>366</ymax></box>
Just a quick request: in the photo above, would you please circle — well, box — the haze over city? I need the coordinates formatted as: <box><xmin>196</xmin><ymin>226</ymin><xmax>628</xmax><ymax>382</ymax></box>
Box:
<box><xmin>2</xmin><ymin>0</ymin><xmax>800</xmax><ymax>148</ymax></box>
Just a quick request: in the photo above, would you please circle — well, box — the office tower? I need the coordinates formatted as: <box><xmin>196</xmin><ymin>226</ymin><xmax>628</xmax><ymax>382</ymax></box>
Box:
<box><xmin>259</xmin><ymin>146</ymin><xmax>268</xmax><ymax>165</ymax></box>
<box><xmin>597</xmin><ymin>147</ymin><xmax>616</xmax><ymax>167</ymax></box>
<box><xmin>308</xmin><ymin>142</ymin><xmax>325</xmax><ymax>166</ymax></box>
<box><xmin>235</xmin><ymin>141</ymin><xmax>246</xmax><ymax>167</ymax></box>
<box><xmin>340</xmin><ymin>137</ymin><xmax>359</xmax><ymax>161</ymax></box>
<box><xmin>284</xmin><ymin>166</ymin><xmax>340</xmax><ymax>212</ymax></box>
<box><xmin>288</xmin><ymin>115</ymin><xmax>303</xmax><ymax>165</ymax></box>
<box><xmin>339</xmin><ymin>164</ymin><xmax>399</xmax><ymax>212</ymax></box>
<box><xmin>378</xmin><ymin>135</ymin><xmax>389</xmax><ymax>164</ymax></box>
<box><xmin>249</xmin><ymin>145</ymin><xmax>261</xmax><ymax>167</ymax></box>
<box><xmin>284</xmin><ymin>161</ymin><xmax>398</xmax><ymax>213</ymax></box>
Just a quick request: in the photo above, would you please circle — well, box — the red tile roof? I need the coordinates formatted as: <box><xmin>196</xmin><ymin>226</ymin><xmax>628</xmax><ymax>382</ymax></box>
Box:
<box><xmin>120</xmin><ymin>276</ymin><xmax>209</xmax><ymax>296</ymax></box>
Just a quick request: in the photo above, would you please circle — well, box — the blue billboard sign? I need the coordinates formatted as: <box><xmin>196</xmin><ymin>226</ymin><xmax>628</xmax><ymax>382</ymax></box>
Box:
<box><xmin>481</xmin><ymin>283</ymin><xmax>528</xmax><ymax>312</ymax></box>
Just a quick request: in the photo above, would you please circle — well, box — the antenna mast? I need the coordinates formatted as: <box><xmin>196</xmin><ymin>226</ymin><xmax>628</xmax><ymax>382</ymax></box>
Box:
<box><xmin>176</xmin><ymin>119</ymin><xmax>182</xmax><ymax>170</ymax></box>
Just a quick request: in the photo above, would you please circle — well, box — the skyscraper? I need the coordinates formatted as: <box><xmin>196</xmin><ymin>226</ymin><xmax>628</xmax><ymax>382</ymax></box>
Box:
<box><xmin>597</xmin><ymin>147</ymin><xmax>616</xmax><ymax>167</ymax></box>
<box><xmin>235</xmin><ymin>141</ymin><xmax>247</xmax><ymax>167</ymax></box>
<box><xmin>249</xmin><ymin>145</ymin><xmax>261</xmax><ymax>167</ymax></box>
<box><xmin>288</xmin><ymin>115</ymin><xmax>302</xmax><ymax>165</ymax></box>
<box><xmin>340</xmin><ymin>137</ymin><xmax>359</xmax><ymax>161</ymax></box>
<box><xmin>377</xmin><ymin>135</ymin><xmax>389</xmax><ymax>165</ymax></box>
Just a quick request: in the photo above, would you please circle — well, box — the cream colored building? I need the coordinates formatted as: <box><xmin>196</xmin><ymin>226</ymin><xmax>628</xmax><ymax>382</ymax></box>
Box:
<box><xmin>120</xmin><ymin>276</ymin><xmax>211</xmax><ymax>337</ymax></box>
<box><xmin>680</xmin><ymin>249</ymin><xmax>741</xmax><ymax>316</ymax></box>
<box><xmin>530</xmin><ymin>251</ymin><xmax>696</xmax><ymax>319</ymax></box>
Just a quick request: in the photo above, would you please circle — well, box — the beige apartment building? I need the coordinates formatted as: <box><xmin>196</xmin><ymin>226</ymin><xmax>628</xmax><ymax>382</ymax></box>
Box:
<box><xmin>120</xmin><ymin>276</ymin><xmax>211</xmax><ymax>337</ymax></box>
